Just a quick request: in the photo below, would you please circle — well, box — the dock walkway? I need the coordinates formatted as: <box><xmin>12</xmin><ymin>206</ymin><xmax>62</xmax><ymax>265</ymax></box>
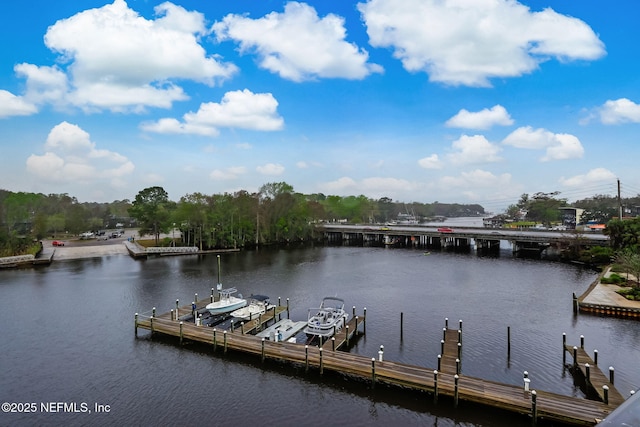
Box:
<box><xmin>135</xmin><ymin>300</ymin><xmax>624</xmax><ymax>426</ymax></box>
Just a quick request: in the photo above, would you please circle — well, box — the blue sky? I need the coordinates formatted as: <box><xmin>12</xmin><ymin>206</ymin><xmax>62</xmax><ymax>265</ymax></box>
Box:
<box><xmin>1</xmin><ymin>0</ymin><xmax>640</xmax><ymax>213</ymax></box>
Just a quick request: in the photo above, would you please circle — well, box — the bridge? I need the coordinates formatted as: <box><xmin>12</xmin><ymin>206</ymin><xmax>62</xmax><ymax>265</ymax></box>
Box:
<box><xmin>318</xmin><ymin>224</ymin><xmax>609</xmax><ymax>255</ymax></box>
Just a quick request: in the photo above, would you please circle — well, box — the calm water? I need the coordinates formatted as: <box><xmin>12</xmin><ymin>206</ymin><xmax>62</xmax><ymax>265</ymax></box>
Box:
<box><xmin>1</xmin><ymin>244</ymin><xmax>638</xmax><ymax>427</ymax></box>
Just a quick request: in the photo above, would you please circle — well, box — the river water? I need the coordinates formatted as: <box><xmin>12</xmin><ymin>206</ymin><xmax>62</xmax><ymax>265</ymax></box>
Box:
<box><xmin>1</xmin><ymin>242</ymin><xmax>638</xmax><ymax>426</ymax></box>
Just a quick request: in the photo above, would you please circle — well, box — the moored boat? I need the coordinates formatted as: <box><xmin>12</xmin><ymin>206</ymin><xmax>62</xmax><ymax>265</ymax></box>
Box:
<box><xmin>230</xmin><ymin>294</ymin><xmax>273</xmax><ymax>320</ymax></box>
<box><xmin>205</xmin><ymin>287</ymin><xmax>247</xmax><ymax>315</ymax></box>
<box><xmin>303</xmin><ymin>296</ymin><xmax>348</xmax><ymax>338</ymax></box>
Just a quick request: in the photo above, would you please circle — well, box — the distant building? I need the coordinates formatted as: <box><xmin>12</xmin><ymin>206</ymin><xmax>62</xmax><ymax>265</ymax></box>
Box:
<box><xmin>558</xmin><ymin>207</ymin><xmax>585</xmax><ymax>229</ymax></box>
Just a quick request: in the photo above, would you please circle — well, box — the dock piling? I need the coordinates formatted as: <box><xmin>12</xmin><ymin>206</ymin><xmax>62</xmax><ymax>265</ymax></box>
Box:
<box><xmin>507</xmin><ymin>326</ymin><xmax>511</xmax><ymax>357</ymax></box>
<box><xmin>195</xmin><ymin>293</ymin><xmax>198</xmax><ymax>303</ymax></box>
<box><xmin>573</xmin><ymin>346</ymin><xmax>578</xmax><ymax>367</ymax></box>
<box><xmin>305</xmin><ymin>345</ymin><xmax>309</xmax><ymax>372</ymax></box>
<box><xmin>400</xmin><ymin>312</ymin><xmax>404</xmax><ymax>339</ymax></box>
<box><xmin>261</xmin><ymin>338</ymin><xmax>265</xmax><ymax>362</ymax></box>
<box><xmin>346</xmin><ymin>325</ymin><xmax>350</xmax><ymax>346</ymax></box>
<box><xmin>531</xmin><ymin>390</ymin><xmax>538</xmax><ymax>425</ymax></box>
<box><xmin>179</xmin><ymin>321</ymin><xmax>183</xmax><ymax>344</ymax></box>
<box><xmin>580</xmin><ymin>335</ymin><xmax>585</xmax><ymax>349</ymax></box>
<box><xmin>585</xmin><ymin>363</ymin><xmax>591</xmax><ymax>381</ymax></box>
<box><xmin>223</xmin><ymin>330</ymin><xmax>227</xmax><ymax>353</ymax></box>
<box><xmin>437</xmin><ymin>354</ymin><xmax>441</xmax><ymax>371</ymax></box>
<box><xmin>213</xmin><ymin>329</ymin><xmax>217</xmax><ymax>351</ymax></box>
<box><xmin>152</xmin><ymin>307</ymin><xmax>156</xmax><ymax>317</ymax></box>
<box><xmin>433</xmin><ymin>370</ymin><xmax>439</xmax><ymax>403</ymax></box>
<box><xmin>319</xmin><ymin>347</ymin><xmax>324</xmax><ymax>375</ymax></box>
<box><xmin>603</xmin><ymin>385</ymin><xmax>609</xmax><ymax>404</ymax></box>
<box><xmin>594</xmin><ymin>349</ymin><xmax>598</xmax><ymax>365</ymax></box>
<box><xmin>332</xmin><ymin>337</ymin><xmax>336</xmax><ymax>351</ymax></box>
<box><xmin>440</xmin><ymin>340</ymin><xmax>445</xmax><ymax>355</ymax></box>
<box><xmin>443</xmin><ymin>327</ymin><xmax>446</xmax><ymax>341</ymax></box>
<box><xmin>445</xmin><ymin>317</ymin><xmax>448</xmax><ymax>329</ymax></box>
<box><xmin>454</xmin><ymin>375</ymin><xmax>459</xmax><ymax>408</ymax></box>
<box><xmin>371</xmin><ymin>358</ymin><xmax>376</xmax><ymax>388</ymax></box>
<box><xmin>134</xmin><ymin>313</ymin><xmax>138</xmax><ymax>336</ymax></box>
<box><xmin>609</xmin><ymin>367</ymin><xmax>614</xmax><ymax>385</ymax></box>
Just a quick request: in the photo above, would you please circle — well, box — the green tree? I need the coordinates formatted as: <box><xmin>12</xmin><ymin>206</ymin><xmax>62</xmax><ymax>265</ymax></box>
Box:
<box><xmin>129</xmin><ymin>186</ymin><xmax>173</xmax><ymax>245</ymax></box>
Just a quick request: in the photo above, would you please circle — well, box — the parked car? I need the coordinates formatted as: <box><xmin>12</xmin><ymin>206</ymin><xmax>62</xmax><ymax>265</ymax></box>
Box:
<box><xmin>52</xmin><ymin>240</ymin><xmax>65</xmax><ymax>246</ymax></box>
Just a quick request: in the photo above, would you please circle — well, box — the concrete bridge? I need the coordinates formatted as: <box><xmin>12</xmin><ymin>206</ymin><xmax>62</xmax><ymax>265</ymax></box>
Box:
<box><xmin>318</xmin><ymin>224</ymin><xmax>609</xmax><ymax>256</ymax></box>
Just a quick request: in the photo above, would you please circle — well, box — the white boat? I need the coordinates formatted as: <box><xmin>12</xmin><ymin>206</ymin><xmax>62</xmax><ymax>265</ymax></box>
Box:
<box><xmin>303</xmin><ymin>296</ymin><xmax>348</xmax><ymax>338</ymax></box>
<box><xmin>205</xmin><ymin>287</ymin><xmax>246</xmax><ymax>315</ymax></box>
<box><xmin>230</xmin><ymin>295</ymin><xmax>274</xmax><ymax>320</ymax></box>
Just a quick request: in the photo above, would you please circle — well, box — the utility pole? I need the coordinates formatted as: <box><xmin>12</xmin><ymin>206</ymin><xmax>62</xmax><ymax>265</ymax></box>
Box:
<box><xmin>618</xmin><ymin>179</ymin><xmax>623</xmax><ymax>220</ymax></box>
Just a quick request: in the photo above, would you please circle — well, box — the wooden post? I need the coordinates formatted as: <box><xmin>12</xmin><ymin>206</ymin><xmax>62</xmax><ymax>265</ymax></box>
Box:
<box><xmin>286</xmin><ymin>298</ymin><xmax>290</xmax><ymax>319</ymax></box>
<box><xmin>457</xmin><ymin>342</ymin><xmax>462</xmax><ymax>360</ymax></box>
<box><xmin>352</xmin><ymin>306</ymin><xmax>356</xmax><ymax>317</ymax></box>
<box><xmin>580</xmin><ymin>335</ymin><xmax>585</xmax><ymax>349</ymax></box>
<box><xmin>175</xmin><ymin>299</ymin><xmax>179</xmax><ymax>320</ymax></box>
<box><xmin>585</xmin><ymin>363</ymin><xmax>591</xmax><ymax>381</ymax></box>
<box><xmin>437</xmin><ymin>355</ymin><xmax>441</xmax><ymax>371</ymax></box>
<box><xmin>531</xmin><ymin>390</ymin><xmax>538</xmax><ymax>425</ymax></box>
<box><xmin>134</xmin><ymin>313</ymin><xmax>138</xmax><ymax>337</ymax></box>
<box><xmin>573</xmin><ymin>292</ymin><xmax>578</xmax><ymax>314</ymax></box>
<box><xmin>458</xmin><ymin>329</ymin><xmax>462</xmax><ymax>345</ymax></box>
<box><xmin>573</xmin><ymin>346</ymin><xmax>578</xmax><ymax>367</ymax></box>
<box><xmin>442</xmin><ymin>327</ymin><xmax>447</xmax><ymax>341</ymax></box>
<box><xmin>179</xmin><ymin>321</ymin><xmax>183</xmax><ymax>345</ymax></box>
<box><xmin>211</xmin><ymin>287</ymin><xmax>214</xmax><ymax>303</ymax></box>
<box><xmin>305</xmin><ymin>345</ymin><xmax>309</xmax><ymax>372</ymax></box>
<box><xmin>261</xmin><ymin>338</ymin><xmax>265</xmax><ymax>362</ymax></box>
<box><xmin>371</xmin><ymin>358</ymin><xmax>376</xmax><ymax>388</ymax></box>
<box><xmin>194</xmin><ymin>293</ymin><xmax>198</xmax><ymax>303</ymax></box>
<box><xmin>441</xmin><ymin>340</ymin><xmax>445</xmax><ymax>355</ymax></box>
<box><xmin>507</xmin><ymin>326</ymin><xmax>511</xmax><ymax>358</ymax></box>
<box><xmin>456</xmin><ymin>358</ymin><xmax>460</xmax><ymax>375</ymax></box>
<box><xmin>433</xmin><ymin>370</ymin><xmax>439</xmax><ymax>403</ymax></box>
<box><xmin>213</xmin><ymin>329</ymin><xmax>217</xmax><ymax>351</ymax></box>
<box><xmin>152</xmin><ymin>307</ymin><xmax>156</xmax><ymax>317</ymax></box>
<box><xmin>170</xmin><ymin>309</ymin><xmax>174</xmax><ymax>321</ymax></box>
<box><xmin>400</xmin><ymin>312</ymin><xmax>404</xmax><ymax>339</ymax></box>
<box><xmin>355</xmin><ymin>316</ymin><xmax>359</xmax><ymax>335</ymax></box>
<box><xmin>223</xmin><ymin>330</ymin><xmax>227</xmax><ymax>354</ymax></box>
<box><xmin>445</xmin><ymin>317</ymin><xmax>448</xmax><ymax>329</ymax></box>
<box><xmin>241</xmin><ymin>322</ymin><xmax>245</xmax><ymax>335</ymax></box>
<box><xmin>603</xmin><ymin>385</ymin><xmax>609</xmax><ymax>405</ymax></box>
<box><xmin>332</xmin><ymin>337</ymin><xmax>336</xmax><ymax>351</ymax></box>
<box><xmin>562</xmin><ymin>333</ymin><xmax>566</xmax><ymax>364</ymax></box>
<box><xmin>149</xmin><ymin>316</ymin><xmax>154</xmax><ymax>334</ymax></box>
<box><xmin>609</xmin><ymin>367</ymin><xmax>615</xmax><ymax>385</ymax></box>
<box><xmin>346</xmin><ymin>325</ymin><xmax>350</xmax><ymax>346</ymax></box>
<box><xmin>594</xmin><ymin>349</ymin><xmax>598</xmax><ymax>365</ymax></box>
<box><xmin>454</xmin><ymin>374</ymin><xmax>459</xmax><ymax>408</ymax></box>
<box><xmin>363</xmin><ymin>308</ymin><xmax>367</xmax><ymax>334</ymax></box>
<box><xmin>319</xmin><ymin>347</ymin><xmax>323</xmax><ymax>375</ymax></box>
<box><xmin>459</xmin><ymin>319</ymin><xmax>463</xmax><ymax>331</ymax></box>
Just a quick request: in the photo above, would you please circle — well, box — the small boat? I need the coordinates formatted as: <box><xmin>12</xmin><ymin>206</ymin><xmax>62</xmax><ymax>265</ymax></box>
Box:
<box><xmin>303</xmin><ymin>296</ymin><xmax>348</xmax><ymax>338</ymax></box>
<box><xmin>230</xmin><ymin>295</ymin><xmax>273</xmax><ymax>320</ymax></box>
<box><xmin>205</xmin><ymin>287</ymin><xmax>247</xmax><ymax>315</ymax></box>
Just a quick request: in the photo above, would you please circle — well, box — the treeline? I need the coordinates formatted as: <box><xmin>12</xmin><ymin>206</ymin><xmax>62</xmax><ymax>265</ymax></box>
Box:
<box><xmin>0</xmin><ymin>183</ymin><xmax>484</xmax><ymax>254</ymax></box>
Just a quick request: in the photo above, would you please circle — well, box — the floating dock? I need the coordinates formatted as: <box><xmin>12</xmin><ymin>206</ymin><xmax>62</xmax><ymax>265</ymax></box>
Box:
<box><xmin>135</xmin><ymin>298</ymin><xmax>625</xmax><ymax>426</ymax></box>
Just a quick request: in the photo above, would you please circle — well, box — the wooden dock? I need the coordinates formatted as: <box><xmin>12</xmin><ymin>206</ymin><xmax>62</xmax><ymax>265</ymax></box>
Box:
<box><xmin>564</xmin><ymin>343</ymin><xmax>625</xmax><ymax>406</ymax></box>
<box><xmin>135</xmin><ymin>302</ymin><xmax>623</xmax><ymax>426</ymax></box>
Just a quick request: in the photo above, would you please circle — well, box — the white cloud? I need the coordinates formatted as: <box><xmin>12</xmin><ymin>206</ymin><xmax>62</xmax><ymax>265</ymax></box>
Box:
<box><xmin>502</xmin><ymin>126</ymin><xmax>584</xmax><ymax>161</ymax></box>
<box><xmin>141</xmin><ymin>89</ymin><xmax>284</xmax><ymax>135</ymax></box>
<box><xmin>597</xmin><ymin>98</ymin><xmax>640</xmax><ymax>125</ymax></box>
<box><xmin>447</xmin><ymin>135</ymin><xmax>502</xmax><ymax>164</ymax></box>
<box><xmin>0</xmin><ymin>90</ymin><xmax>38</xmax><ymax>118</ymax></box>
<box><xmin>418</xmin><ymin>154</ymin><xmax>442</xmax><ymax>169</ymax></box>
<box><xmin>445</xmin><ymin>105</ymin><xmax>514</xmax><ymax>129</ymax></box>
<box><xmin>438</xmin><ymin>169</ymin><xmax>515</xmax><ymax>200</ymax></box>
<box><xmin>18</xmin><ymin>0</ymin><xmax>237</xmax><ymax>112</ymax></box>
<box><xmin>296</xmin><ymin>161</ymin><xmax>309</xmax><ymax>169</ymax></box>
<box><xmin>210</xmin><ymin>166</ymin><xmax>247</xmax><ymax>180</ymax></box>
<box><xmin>358</xmin><ymin>0</ymin><xmax>605</xmax><ymax>87</ymax></box>
<box><xmin>559</xmin><ymin>168</ymin><xmax>616</xmax><ymax>187</ymax></box>
<box><xmin>256</xmin><ymin>163</ymin><xmax>285</xmax><ymax>175</ymax></box>
<box><xmin>320</xmin><ymin>176</ymin><xmax>418</xmax><ymax>199</ymax></box>
<box><xmin>26</xmin><ymin>121</ymin><xmax>134</xmax><ymax>184</ymax></box>
<box><xmin>213</xmin><ymin>1</ymin><xmax>383</xmax><ymax>81</ymax></box>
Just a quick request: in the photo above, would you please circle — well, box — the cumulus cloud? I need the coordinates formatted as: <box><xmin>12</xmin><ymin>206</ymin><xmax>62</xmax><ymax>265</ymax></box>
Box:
<box><xmin>559</xmin><ymin>168</ymin><xmax>616</xmax><ymax>187</ymax></box>
<box><xmin>438</xmin><ymin>169</ymin><xmax>515</xmax><ymax>200</ymax></box>
<box><xmin>257</xmin><ymin>163</ymin><xmax>285</xmax><ymax>175</ymax></box>
<box><xmin>358</xmin><ymin>0</ymin><xmax>605</xmax><ymax>87</ymax></box>
<box><xmin>141</xmin><ymin>89</ymin><xmax>284</xmax><ymax>135</ymax></box>
<box><xmin>16</xmin><ymin>0</ymin><xmax>236</xmax><ymax>112</ymax></box>
<box><xmin>26</xmin><ymin>121</ymin><xmax>134</xmax><ymax>184</ymax></box>
<box><xmin>445</xmin><ymin>105</ymin><xmax>514</xmax><ymax>129</ymax></box>
<box><xmin>418</xmin><ymin>154</ymin><xmax>442</xmax><ymax>169</ymax></box>
<box><xmin>213</xmin><ymin>1</ymin><xmax>383</xmax><ymax>81</ymax></box>
<box><xmin>0</xmin><ymin>90</ymin><xmax>38</xmax><ymax>118</ymax></box>
<box><xmin>596</xmin><ymin>98</ymin><xmax>640</xmax><ymax>125</ymax></box>
<box><xmin>447</xmin><ymin>135</ymin><xmax>502</xmax><ymax>164</ymax></box>
<box><xmin>210</xmin><ymin>166</ymin><xmax>247</xmax><ymax>180</ymax></box>
<box><xmin>502</xmin><ymin>126</ymin><xmax>584</xmax><ymax>161</ymax></box>
<box><xmin>320</xmin><ymin>176</ymin><xmax>417</xmax><ymax>199</ymax></box>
